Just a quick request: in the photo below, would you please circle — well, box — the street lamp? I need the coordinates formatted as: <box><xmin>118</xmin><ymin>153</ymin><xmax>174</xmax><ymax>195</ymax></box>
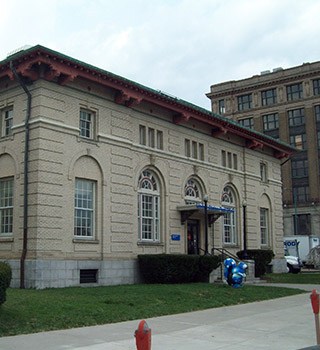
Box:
<box><xmin>242</xmin><ymin>200</ymin><xmax>248</xmax><ymax>259</ymax></box>
<box><xmin>203</xmin><ymin>194</ymin><xmax>209</xmax><ymax>255</ymax></box>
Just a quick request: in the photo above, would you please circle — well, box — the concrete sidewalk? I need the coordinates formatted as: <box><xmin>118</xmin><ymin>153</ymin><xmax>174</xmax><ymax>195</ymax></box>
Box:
<box><xmin>1</xmin><ymin>283</ymin><xmax>320</xmax><ymax>350</ymax></box>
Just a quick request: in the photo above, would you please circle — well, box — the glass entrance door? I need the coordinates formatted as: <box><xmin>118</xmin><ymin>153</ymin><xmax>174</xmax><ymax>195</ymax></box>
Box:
<box><xmin>187</xmin><ymin>220</ymin><xmax>200</xmax><ymax>255</ymax></box>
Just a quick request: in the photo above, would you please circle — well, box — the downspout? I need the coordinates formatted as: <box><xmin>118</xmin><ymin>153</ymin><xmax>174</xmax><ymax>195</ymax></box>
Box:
<box><xmin>9</xmin><ymin>61</ymin><xmax>31</xmax><ymax>289</ymax></box>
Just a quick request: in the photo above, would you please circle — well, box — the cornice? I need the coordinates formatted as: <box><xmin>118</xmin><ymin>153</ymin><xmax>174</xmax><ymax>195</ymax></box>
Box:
<box><xmin>0</xmin><ymin>45</ymin><xmax>296</xmax><ymax>159</ymax></box>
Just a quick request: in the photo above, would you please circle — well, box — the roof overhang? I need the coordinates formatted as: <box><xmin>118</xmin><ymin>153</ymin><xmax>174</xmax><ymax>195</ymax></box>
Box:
<box><xmin>0</xmin><ymin>45</ymin><xmax>297</xmax><ymax>159</ymax></box>
<box><xmin>177</xmin><ymin>203</ymin><xmax>234</xmax><ymax>226</ymax></box>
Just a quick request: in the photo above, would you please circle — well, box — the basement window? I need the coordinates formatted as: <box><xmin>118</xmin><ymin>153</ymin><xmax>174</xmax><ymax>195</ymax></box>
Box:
<box><xmin>80</xmin><ymin>269</ymin><xmax>98</xmax><ymax>284</ymax></box>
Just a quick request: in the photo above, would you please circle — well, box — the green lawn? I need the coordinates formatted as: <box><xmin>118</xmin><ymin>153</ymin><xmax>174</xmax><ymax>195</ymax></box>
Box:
<box><xmin>263</xmin><ymin>272</ymin><xmax>320</xmax><ymax>284</ymax></box>
<box><xmin>0</xmin><ymin>283</ymin><xmax>306</xmax><ymax>337</ymax></box>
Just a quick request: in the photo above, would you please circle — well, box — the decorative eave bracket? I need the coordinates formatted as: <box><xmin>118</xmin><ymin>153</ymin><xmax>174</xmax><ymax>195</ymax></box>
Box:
<box><xmin>274</xmin><ymin>150</ymin><xmax>290</xmax><ymax>159</ymax></box>
<box><xmin>115</xmin><ymin>89</ymin><xmax>142</xmax><ymax>107</ymax></box>
<box><xmin>7</xmin><ymin>58</ymin><xmax>77</xmax><ymax>85</ymax></box>
<box><xmin>246</xmin><ymin>139</ymin><xmax>264</xmax><ymax>150</ymax></box>
<box><xmin>172</xmin><ymin>113</ymin><xmax>190</xmax><ymax>125</ymax></box>
<box><xmin>211</xmin><ymin>126</ymin><xmax>228</xmax><ymax>137</ymax></box>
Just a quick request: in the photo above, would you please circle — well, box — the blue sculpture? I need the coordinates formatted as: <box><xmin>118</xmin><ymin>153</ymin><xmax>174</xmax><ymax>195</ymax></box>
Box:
<box><xmin>223</xmin><ymin>258</ymin><xmax>247</xmax><ymax>288</ymax></box>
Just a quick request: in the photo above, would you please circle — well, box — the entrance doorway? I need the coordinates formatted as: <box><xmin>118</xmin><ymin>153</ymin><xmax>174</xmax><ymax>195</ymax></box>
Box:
<box><xmin>187</xmin><ymin>220</ymin><xmax>200</xmax><ymax>255</ymax></box>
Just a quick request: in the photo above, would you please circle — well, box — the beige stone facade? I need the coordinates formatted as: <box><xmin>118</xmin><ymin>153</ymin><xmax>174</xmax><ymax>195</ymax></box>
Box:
<box><xmin>0</xmin><ymin>46</ymin><xmax>294</xmax><ymax>288</ymax></box>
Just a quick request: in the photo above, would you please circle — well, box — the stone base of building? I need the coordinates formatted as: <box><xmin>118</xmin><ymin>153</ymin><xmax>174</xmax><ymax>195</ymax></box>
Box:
<box><xmin>270</xmin><ymin>258</ymin><xmax>288</xmax><ymax>273</ymax></box>
<box><xmin>4</xmin><ymin>259</ymin><xmax>140</xmax><ymax>289</ymax></box>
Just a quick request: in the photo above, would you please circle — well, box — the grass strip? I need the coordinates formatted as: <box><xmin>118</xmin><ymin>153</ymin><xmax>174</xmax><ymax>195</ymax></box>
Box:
<box><xmin>0</xmin><ymin>283</ymin><xmax>305</xmax><ymax>337</ymax></box>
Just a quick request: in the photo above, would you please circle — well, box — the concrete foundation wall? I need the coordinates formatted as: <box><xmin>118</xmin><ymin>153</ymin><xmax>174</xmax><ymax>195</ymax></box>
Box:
<box><xmin>5</xmin><ymin>259</ymin><xmax>140</xmax><ymax>289</ymax></box>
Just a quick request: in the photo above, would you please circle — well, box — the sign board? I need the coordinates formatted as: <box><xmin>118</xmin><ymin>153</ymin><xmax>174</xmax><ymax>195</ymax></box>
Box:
<box><xmin>171</xmin><ymin>234</ymin><xmax>181</xmax><ymax>241</ymax></box>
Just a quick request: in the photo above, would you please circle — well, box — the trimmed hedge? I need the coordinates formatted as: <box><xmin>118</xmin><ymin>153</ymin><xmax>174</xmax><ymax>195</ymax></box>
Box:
<box><xmin>237</xmin><ymin>249</ymin><xmax>274</xmax><ymax>277</ymax></box>
<box><xmin>138</xmin><ymin>254</ymin><xmax>221</xmax><ymax>283</ymax></box>
<box><xmin>0</xmin><ymin>262</ymin><xmax>12</xmax><ymax>305</ymax></box>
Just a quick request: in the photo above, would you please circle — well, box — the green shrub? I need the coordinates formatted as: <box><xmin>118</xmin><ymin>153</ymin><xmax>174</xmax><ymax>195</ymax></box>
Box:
<box><xmin>138</xmin><ymin>254</ymin><xmax>220</xmax><ymax>283</ymax></box>
<box><xmin>237</xmin><ymin>249</ymin><xmax>274</xmax><ymax>277</ymax></box>
<box><xmin>0</xmin><ymin>262</ymin><xmax>12</xmax><ymax>305</ymax></box>
<box><xmin>198</xmin><ymin>255</ymin><xmax>221</xmax><ymax>282</ymax></box>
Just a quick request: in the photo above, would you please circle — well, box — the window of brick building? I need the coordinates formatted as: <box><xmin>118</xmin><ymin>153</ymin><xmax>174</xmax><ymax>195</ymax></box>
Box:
<box><xmin>288</xmin><ymin>108</ymin><xmax>305</xmax><ymax>126</ymax></box>
<box><xmin>237</xmin><ymin>93</ymin><xmax>252</xmax><ymax>111</ymax></box>
<box><xmin>286</xmin><ymin>83</ymin><xmax>303</xmax><ymax>101</ymax></box>
<box><xmin>261</xmin><ymin>88</ymin><xmax>277</xmax><ymax>106</ymax></box>
<box><xmin>239</xmin><ymin>117</ymin><xmax>254</xmax><ymax>129</ymax></box>
<box><xmin>291</xmin><ymin>159</ymin><xmax>308</xmax><ymax>177</ymax></box>
<box><xmin>313</xmin><ymin>79</ymin><xmax>320</xmax><ymax>96</ymax></box>
<box><xmin>263</xmin><ymin>113</ymin><xmax>279</xmax><ymax>131</ymax></box>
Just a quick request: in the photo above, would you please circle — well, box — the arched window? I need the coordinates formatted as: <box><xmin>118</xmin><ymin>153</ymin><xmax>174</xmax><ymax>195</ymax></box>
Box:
<box><xmin>184</xmin><ymin>178</ymin><xmax>202</xmax><ymax>205</ymax></box>
<box><xmin>138</xmin><ymin>170</ymin><xmax>160</xmax><ymax>242</ymax></box>
<box><xmin>221</xmin><ymin>186</ymin><xmax>237</xmax><ymax>244</ymax></box>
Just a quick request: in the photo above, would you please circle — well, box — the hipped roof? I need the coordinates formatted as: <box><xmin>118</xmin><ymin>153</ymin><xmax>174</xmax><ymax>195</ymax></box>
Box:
<box><xmin>0</xmin><ymin>45</ymin><xmax>296</xmax><ymax>159</ymax></box>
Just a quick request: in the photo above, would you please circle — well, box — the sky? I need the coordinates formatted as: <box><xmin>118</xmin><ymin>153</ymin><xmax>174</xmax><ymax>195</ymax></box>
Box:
<box><xmin>2</xmin><ymin>0</ymin><xmax>320</xmax><ymax>110</ymax></box>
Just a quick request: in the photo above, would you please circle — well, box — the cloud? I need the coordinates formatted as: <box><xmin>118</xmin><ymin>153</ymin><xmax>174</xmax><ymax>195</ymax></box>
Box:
<box><xmin>2</xmin><ymin>0</ymin><xmax>320</xmax><ymax>108</ymax></box>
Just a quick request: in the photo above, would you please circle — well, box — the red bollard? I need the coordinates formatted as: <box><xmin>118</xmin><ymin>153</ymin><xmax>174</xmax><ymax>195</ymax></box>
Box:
<box><xmin>135</xmin><ymin>320</ymin><xmax>151</xmax><ymax>350</ymax></box>
<box><xmin>310</xmin><ymin>289</ymin><xmax>320</xmax><ymax>345</ymax></box>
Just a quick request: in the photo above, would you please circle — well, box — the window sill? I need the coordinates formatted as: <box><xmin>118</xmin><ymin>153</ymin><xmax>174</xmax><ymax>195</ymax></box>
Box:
<box><xmin>0</xmin><ymin>236</ymin><xmax>13</xmax><ymax>242</ymax></box>
<box><xmin>137</xmin><ymin>241</ymin><xmax>164</xmax><ymax>247</ymax></box>
<box><xmin>76</xmin><ymin>136</ymin><xmax>99</xmax><ymax>145</ymax></box>
<box><xmin>73</xmin><ymin>238</ymin><xmax>99</xmax><ymax>244</ymax></box>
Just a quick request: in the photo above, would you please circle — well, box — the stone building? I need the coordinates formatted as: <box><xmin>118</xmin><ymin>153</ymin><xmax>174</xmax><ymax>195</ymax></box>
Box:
<box><xmin>0</xmin><ymin>46</ymin><xmax>294</xmax><ymax>288</ymax></box>
<box><xmin>207</xmin><ymin>62</ymin><xmax>320</xmax><ymax>249</ymax></box>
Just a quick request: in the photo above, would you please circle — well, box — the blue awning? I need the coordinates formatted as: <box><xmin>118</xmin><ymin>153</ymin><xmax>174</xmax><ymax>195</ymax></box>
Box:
<box><xmin>195</xmin><ymin>203</ymin><xmax>234</xmax><ymax>213</ymax></box>
<box><xmin>177</xmin><ymin>203</ymin><xmax>234</xmax><ymax>225</ymax></box>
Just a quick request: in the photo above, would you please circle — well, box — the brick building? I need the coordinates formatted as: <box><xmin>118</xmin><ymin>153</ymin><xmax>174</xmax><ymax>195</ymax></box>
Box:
<box><xmin>0</xmin><ymin>46</ymin><xmax>294</xmax><ymax>288</ymax></box>
<box><xmin>207</xmin><ymin>62</ymin><xmax>320</xmax><ymax>248</ymax></box>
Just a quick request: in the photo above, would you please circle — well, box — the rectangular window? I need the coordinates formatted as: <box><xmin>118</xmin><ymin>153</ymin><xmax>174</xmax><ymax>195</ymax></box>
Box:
<box><xmin>313</xmin><ymin>79</ymin><xmax>320</xmax><ymax>96</ymax></box>
<box><xmin>221</xmin><ymin>150</ymin><xmax>237</xmax><ymax>169</ymax></box>
<box><xmin>2</xmin><ymin>109</ymin><xmax>13</xmax><ymax>137</ymax></box>
<box><xmin>291</xmin><ymin>159</ymin><xmax>308</xmax><ymax>177</ymax></box>
<box><xmin>233</xmin><ymin>154</ymin><xmax>238</xmax><ymax>170</ymax></box>
<box><xmin>148</xmin><ymin>128</ymin><xmax>155</xmax><ymax>148</ymax></box>
<box><xmin>74</xmin><ymin>179</ymin><xmax>95</xmax><ymax>237</ymax></box>
<box><xmin>139</xmin><ymin>194</ymin><xmax>160</xmax><ymax>241</ymax></box>
<box><xmin>227</xmin><ymin>152</ymin><xmax>232</xmax><ymax>168</ymax></box>
<box><xmin>192</xmin><ymin>141</ymin><xmax>198</xmax><ymax>159</ymax></box>
<box><xmin>80</xmin><ymin>269</ymin><xmax>98</xmax><ymax>284</ymax></box>
<box><xmin>260</xmin><ymin>208</ymin><xmax>269</xmax><ymax>245</ymax></box>
<box><xmin>261</xmin><ymin>88</ymin><xmax>277</xmax><ymax>106</ymax></box>
<box><xmin>287</xmin><ymin>83</ymin><xmax>303</xmax><ymax>101</ymax></box>
<box><xmin>185</xmin><ymin>139</ymin><xmax>191</xmax><ymax>157</ymax></box>
<box><xmin>260</xmin><ymin>162</ymin><xmax>267</xmax><ymax>182</ymax></box>
<box><xmin>293</xmin><ymin>186</ymin><xmax>309</xmax><ymax>204</ymax></box>
<box><xmin>140</xmin><ymin>125</ymin><xmax>163</xmax><ymax>150</ymax></box>
<box><xmin>288</xmin><ymin>108</ymin><xmax>305</xmax><ymax>126</ymax></box>
<box><xmin>290</xmin><ymin>134</ymin><xmax>306</xmax><ymax>150</ymax></box>
<box><xmin>139</xmin><ymin>125</ymin><xmax>146</xmax><ymax>145</ymax></box>
<box><xmin>239</xmin><ymin>117</ymin><xmax>254</xmax><ymax>129</ymax></box>
<box><xmin>315</xmin><ymin>105</ymin><xmax>320</xmax><ymax>122</ymax></box>
<box><xmin>80</xmin><ymin>109</ymin><xmax>94</xmax><ymax>139</ymax></box>
<box><xmin>221</xmin><ymin>150</ymin><xmax>226</xmax><ymax>167</ymax></box>
<box><xmin>156</xmin><ymin>130</ymin><xmax>163</xmax><ymax>150</ymax></box>
<box><xmin>218</xmin><ymin>99</ymin><xmax>225</xmax><ymax>114</ymax></box>
<box><xmin>199</xmin><ymin>143</ymin><xmax>204</xmax><ymax>161</ymax></box>
<box><xmin>263</xmin><ymin>113</ymin><xmax>279</xmax><ymax>131</ymax></box>
<box><xmin>293</xmin><ymin>214</ymin><xmax>311</xmax><ymax>235</ymax></box>
<box><xmin>237</xmin><ymin>93</ymin><xmax>252</xmax><ymax>111</ymax></box>
<box><xmin>0</xmin><ymin>177</ymin><xmax>14</xmax><ymax>235</ymax></box>
<box><xmin>223</xmin><ymin>212</ymin><xmax>236</xmax><ymax>244</ymax></box>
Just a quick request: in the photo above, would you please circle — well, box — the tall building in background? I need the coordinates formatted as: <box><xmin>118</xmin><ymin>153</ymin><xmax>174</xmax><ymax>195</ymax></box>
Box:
<box><xmin>207</xmin><ymin>62</ymin><xmax>320</xmax><ymax>248</ymax></box>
